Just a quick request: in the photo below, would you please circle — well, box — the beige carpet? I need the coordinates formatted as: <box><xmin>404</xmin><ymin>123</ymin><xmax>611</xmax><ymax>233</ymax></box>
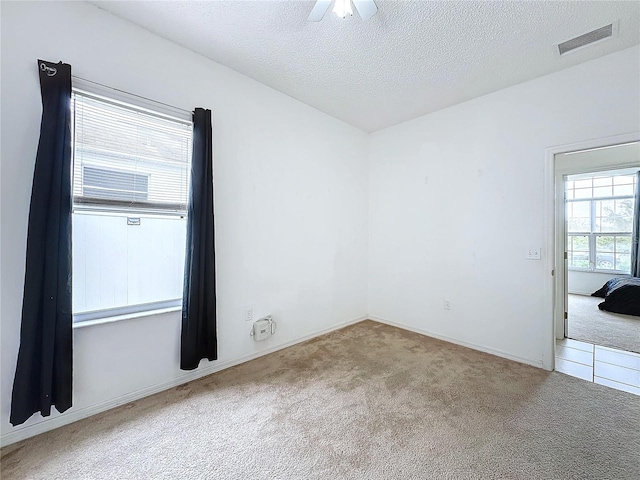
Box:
<box><xmin>568</xmin><ymin>294</ymin><xmax>640</xmax><ymax>353</ymax></box>
<box><xmin>2</xmin><ymin>321</ymin><xmax>639</xmax><ymax>479</ymax></box>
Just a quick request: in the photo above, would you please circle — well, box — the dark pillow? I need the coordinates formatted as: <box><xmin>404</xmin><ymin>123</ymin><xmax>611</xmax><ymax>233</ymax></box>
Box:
<box><xmin>598</xmin><ymin>283</ymin><xmax>640</xmax><ymax>317</ymax></box>
<box><xmin>591</xmin><ymin>278</ymin><xmax>620</xmax><ymax>298</ymax></box>
<box><xmin>591</xmin><ymin>285</ymin><xmax>608</xmax><ymax>298</ymax></box>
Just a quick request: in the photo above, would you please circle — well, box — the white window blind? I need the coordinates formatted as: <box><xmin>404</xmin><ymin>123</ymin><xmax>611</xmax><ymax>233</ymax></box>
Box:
<box><xmin>72</xmin><ymin>91</ymin><xmax>192</xmax><ymax>214</ymax></box>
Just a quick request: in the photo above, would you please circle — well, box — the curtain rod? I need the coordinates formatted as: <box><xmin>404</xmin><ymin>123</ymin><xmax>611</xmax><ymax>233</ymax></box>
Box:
<box><xmin>71</xmin><ymin>75</ymin><xmax>193</xmax><ymax>117</ymax></box>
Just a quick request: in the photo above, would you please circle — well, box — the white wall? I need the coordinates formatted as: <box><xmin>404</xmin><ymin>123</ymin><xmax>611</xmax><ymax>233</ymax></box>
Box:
<box><xmin>568</xmin><ymin>271</ymin><xmax>620</xmax><ymax>296</ymax></box>
<box><xmin>368</xmin><ymin>46</ymin><xmax>640</xmax><ymax>370</ymax></box>
<box><xmin>0</xmin><ymin>1</ymin><xmax>369</xmax><ymax>445</ymax></box>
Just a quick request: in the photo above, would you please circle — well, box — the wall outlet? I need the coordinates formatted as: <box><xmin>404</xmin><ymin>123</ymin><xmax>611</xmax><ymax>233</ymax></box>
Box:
<box><xmin>443</xmin><ymin>299</ymin><xmax>451</xmax><ymax>310</ymax></box>
<box><xmin>244</xmin><ymin>306</ymin><xmax>254</xmax><ymax>322</ymax></box>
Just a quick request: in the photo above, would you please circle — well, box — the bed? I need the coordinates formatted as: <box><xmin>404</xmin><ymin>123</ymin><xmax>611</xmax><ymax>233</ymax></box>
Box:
<box><xmin>592</xmin><ymin>277</ymin><xmax>640</xmax><ymax>317</ymax></box>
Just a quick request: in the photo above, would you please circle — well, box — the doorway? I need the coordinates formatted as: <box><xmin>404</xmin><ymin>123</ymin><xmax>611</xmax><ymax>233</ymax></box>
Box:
<box><xmin>552</xmin><ymin>140</ymin><xmax>640</xmax><ymax>394</ymax></box>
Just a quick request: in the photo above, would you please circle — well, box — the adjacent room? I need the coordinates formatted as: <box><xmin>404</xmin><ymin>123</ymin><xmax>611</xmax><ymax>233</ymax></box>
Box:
<box><xmin>1</xmin><ymin>1</ymin><xmax>639</xmax><ymax>479</ymax></box>
<box><xmin>565</xmin><ymin>160</ymin><xmax>639</xmax><ymax>354</ymax></box>
<box><xmin>554</xmin><ymin>142</ymin><xmax>640</xmax><ymax>389</ymax></box>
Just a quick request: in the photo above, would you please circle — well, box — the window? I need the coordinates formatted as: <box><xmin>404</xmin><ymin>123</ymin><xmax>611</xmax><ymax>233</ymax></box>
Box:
<box><xmin>82</xmin><ymin>166</ymin><xmax>149</xmax><ymax>203</ymax></box>
<box><xmin>566</xmin><ymin>171</ymin><xmax>637</xmax><ymax>274</ymax></box>
<box><xmin>71</xmin><ymin>90</ymin><xmax>192</xmax><ymax>322</ymax></box>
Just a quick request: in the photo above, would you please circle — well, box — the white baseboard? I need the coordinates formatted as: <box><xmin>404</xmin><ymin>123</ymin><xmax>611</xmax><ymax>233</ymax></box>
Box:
<box><xmin>0</xmin><ymin>315</ymin><xmax>368</xmax><ymax>447</ymax></box>
<box><xmin>2</xmin><ymin>314</ymin><xmax>548</xmax><ymax>446</ymax></box>
<box><xmin>368</xmin><ymin>315</ymin><xmax>545</xmax><ymax>370</ymax></box>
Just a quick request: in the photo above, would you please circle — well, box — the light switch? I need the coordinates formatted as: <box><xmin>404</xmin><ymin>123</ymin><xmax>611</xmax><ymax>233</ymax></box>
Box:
<box><xmin>526</xmin><ymin>248</ymin><xmax>541</xmax><ymax>260</ymax></box>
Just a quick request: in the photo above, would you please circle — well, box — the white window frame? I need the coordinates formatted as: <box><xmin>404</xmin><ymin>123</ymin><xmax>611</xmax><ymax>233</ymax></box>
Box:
<box><xmin>566</xmin><ymin>176</ymin><xmax>635</xmax><ymax>274</ymax></box>
<box><xmin>70</xmin><ymin>79</ymin><xmax>193</xmax><ymax>325</ymax></box>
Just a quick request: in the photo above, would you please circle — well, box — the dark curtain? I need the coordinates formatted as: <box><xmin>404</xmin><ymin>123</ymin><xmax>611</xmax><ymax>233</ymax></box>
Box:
<box><xmin>181</xmin><ymin>108</ymin><xmax>217</xmax><ymax>370</ymax></box>
<box><xmin>631</xmin><ymin>171</ymin><xmax>640</xmax><ymax>277</ymax></box>
<box><xmin>11</xmin><ymin>60</ymin><xmax>73</xmax><ymax>426</ymax></box>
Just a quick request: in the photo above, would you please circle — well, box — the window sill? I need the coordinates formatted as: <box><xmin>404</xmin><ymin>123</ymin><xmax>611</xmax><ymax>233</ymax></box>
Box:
<box><xmin>568</xmin><ymin>268</ymin><xmax>631</xmax><ymax>276</ymax></box>
<box><xmin>73</xmin><ymin>306</ymin><xmax>182</xmax><ymax>329</ymax></box>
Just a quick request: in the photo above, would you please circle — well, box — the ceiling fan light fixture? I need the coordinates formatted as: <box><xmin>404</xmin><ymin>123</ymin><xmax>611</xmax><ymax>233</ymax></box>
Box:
<box><xmin>307</xmin><ymin>0</ymin><xmax>377</xmax><ymax>22</ymax></box>
<box><xmin>333</xmin><ymin>0</ymin><xmax>353</xmax><ymax>19</ymax></box>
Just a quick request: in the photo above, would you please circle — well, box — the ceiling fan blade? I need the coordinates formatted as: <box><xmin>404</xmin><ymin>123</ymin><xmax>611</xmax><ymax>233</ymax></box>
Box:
<box><xmin>353</xmin><ymin>0</ymin><xmax>378</xmax><ymax>21</ymax></box>
<box><xmin>308</xmin><ymin>0</ymin><xmax>332</xmax><ymax>22</ymax></box>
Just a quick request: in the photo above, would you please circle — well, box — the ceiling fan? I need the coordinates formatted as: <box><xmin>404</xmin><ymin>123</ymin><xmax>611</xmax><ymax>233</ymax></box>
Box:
<box><xmin>308</xmin><ymin>0</ymin><xmax>378</xmax><ymax>22</ymax></box>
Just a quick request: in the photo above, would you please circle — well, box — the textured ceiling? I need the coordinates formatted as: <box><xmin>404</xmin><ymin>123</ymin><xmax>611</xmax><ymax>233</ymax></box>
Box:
<box><xmin>90</xmin><ymin>1</ymin><xmax>640</xmax><ymax>132</ymax></box>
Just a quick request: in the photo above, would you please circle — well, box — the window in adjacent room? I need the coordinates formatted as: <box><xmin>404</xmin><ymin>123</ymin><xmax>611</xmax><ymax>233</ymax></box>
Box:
<box><xmin>71</xmin><ymin>89</ymin><xmax>193</xmax><ymax>323</ymax></box>
<box><xmin>566</xmin><ymin>170</ymin><xmax>637</xmax><ymax>274</ymax></box>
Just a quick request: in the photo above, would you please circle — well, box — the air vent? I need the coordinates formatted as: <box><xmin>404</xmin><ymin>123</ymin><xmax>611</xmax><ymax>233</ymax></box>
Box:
<box><xmin>558</xmin><ymin>24</ymin><xmax>614</xmax><ymax>55</ymax></box>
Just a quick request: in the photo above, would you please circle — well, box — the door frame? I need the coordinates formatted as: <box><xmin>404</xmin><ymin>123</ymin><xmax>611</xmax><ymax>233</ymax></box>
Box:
<box><xmin>544</xmin><ymin>132</ymin><xmax>640</xmax><ymax>370</ymax></box>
